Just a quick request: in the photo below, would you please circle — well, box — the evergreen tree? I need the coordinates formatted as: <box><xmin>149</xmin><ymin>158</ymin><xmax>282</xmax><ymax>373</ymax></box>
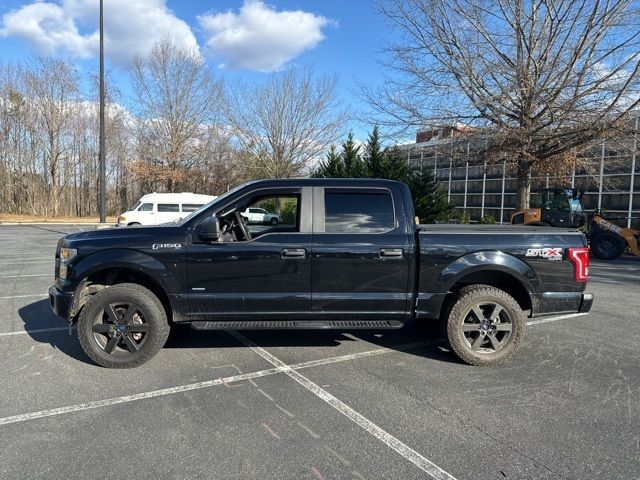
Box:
<box><xmin>314</xmin><ymin>145</ymin><xmax>345</xmax><ymax>178</ymax></box>
<box><xmin>341</xmin><ymin>132</ymin><xmax>366</xmax><ymax>177</ymax></box>
<box><xmin>315</xmin><ymin>126</ymin><xmax>454</xmax><ymax>225</ymax></box>
<box><xmin>406</xmin><ymin>167</ymin><xmax>455</xmax><ymax>223</ymax></box>
<box><xmin>382</xmin><ymin>146</ymin><xmax>410</xmax><ymax>181</ymax></box>
<box><xmin>363</xmin><ymin>125</ymin><xmax>386</xmax><ymax>178</ymax></box>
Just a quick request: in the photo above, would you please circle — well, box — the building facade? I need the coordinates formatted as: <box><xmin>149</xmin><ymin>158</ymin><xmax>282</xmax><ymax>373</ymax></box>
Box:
<box><xmin>400</xmin><ymin>120</ymin><xmax>639</xmax><ymax>228</ymax></box>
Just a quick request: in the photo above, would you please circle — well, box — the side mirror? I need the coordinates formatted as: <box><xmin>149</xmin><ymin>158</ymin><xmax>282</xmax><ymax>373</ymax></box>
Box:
<box><xmin>198</xmin><ymin>216</ymin><xmax>220</xmax><ymax>242</ymax></box>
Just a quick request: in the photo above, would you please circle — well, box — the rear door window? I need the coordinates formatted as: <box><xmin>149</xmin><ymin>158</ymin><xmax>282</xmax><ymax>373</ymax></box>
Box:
<box><xmin>158</xmin><ymin>204</ymin><xmax>179</xmax><ymax>212</ymax></box>
<box><xmin>324</xmin><ymin>190</ymin><xmax>395</xmax><ymax>233</ymax></box>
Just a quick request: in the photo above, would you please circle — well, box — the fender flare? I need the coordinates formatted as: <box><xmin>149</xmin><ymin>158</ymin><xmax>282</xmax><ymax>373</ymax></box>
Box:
<box><xmin>437</xmin><ymin>250</ymin><xmax>540</xmax><ymax>294</ymax></box>
<box><xmin>68</xmin><ymin>248</ymin><xmax>178</xmax><ymax>314</ymax></box>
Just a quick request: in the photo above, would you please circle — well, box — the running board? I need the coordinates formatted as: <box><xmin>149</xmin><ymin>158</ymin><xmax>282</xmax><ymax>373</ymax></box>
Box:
<box><xmin>190</xmin><ymin>320</ymin><xmax>404</xmax><ymax>330</ymax></box>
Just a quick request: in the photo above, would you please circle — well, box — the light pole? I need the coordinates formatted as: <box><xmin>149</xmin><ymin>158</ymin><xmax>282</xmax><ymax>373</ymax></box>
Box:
<box><xmin>98</xmin><ymin>0</ymin><xmax>106</xmax><ymax>223</ymax></box>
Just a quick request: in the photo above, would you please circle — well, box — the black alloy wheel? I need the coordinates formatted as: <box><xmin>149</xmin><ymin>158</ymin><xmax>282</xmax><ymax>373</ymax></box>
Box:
<box><xmin>460</xmin><ymin>302</ymin><xmax>513</xmax><ymax>353</ymax></box>
<box><xmin>446</xmin><ymin>284</ymin><xmax>525</xmax><ymax>366</ymax></box>
<box><xmin>91</xmin><ymin>302</ymin><xmax>150</xmax><ymax>355</ymax></box>
<box><xmin>77</xmin><ymin>283</ymin><xmax>170</xmax><ymax>368</ymax></box>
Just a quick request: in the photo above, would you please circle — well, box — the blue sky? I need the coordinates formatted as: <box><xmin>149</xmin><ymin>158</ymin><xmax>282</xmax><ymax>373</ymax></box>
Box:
<box><xmin>0</xmin><ymin>0</ymin><xmax>398</xmax><ymax>139</ymax></box>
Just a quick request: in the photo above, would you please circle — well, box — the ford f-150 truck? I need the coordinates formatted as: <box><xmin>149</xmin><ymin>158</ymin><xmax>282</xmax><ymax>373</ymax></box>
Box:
<box><xmin>49</xmin><ymin>179</ymin><xmax>593</xmax><ymax>368</ymax></box>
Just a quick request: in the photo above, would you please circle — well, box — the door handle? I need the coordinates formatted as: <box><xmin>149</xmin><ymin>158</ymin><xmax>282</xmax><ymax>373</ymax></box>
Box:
<box><xmin>379</xmin><ymin>248</ymin><xmax>403</xmax><ymax>258</ymax></box>
<box><xmin>281</xmin><ymin>248</ymin><xmax>306</xmax><ymax>259</ymax></box>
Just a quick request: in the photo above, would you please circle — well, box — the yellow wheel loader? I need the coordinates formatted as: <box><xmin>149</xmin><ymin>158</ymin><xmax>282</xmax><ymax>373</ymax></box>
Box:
<box><xmin>588</xmin><ymin>211</ymin><xmax>640</xmax><ymax>260</ymax></box>
<box><xmin>511</xmin><ymin>188</ymin><xmax>639</xmax><ymax>260</ymax></box>
<box><xmin>510</xmin><ymin>188</ymin><xmax>585</xmax><ymax>228</ymax></box>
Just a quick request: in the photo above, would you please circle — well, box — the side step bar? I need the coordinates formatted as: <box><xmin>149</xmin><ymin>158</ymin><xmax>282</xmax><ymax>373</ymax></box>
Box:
<box><xmin>190</xmin><ymin>320</ymin><xmax>404</xmax><ymax>330</ymax></box>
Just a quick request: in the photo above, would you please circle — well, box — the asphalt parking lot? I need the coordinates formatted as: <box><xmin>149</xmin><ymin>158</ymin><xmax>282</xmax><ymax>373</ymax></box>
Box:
<box><xmin>0</xmin><ymin>224</ymin><xmax>638</xmax><ymax>480</ymax></box>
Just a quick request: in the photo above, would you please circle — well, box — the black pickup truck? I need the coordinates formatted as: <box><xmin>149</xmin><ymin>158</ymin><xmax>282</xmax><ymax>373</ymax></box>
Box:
<box><xmin>49</xmin><ymin>179</ymin><xmax>593</xmax><ymax>368</ymax></box>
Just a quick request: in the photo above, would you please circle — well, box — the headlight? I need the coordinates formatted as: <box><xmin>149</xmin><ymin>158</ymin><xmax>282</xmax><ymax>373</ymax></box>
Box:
<box><xmin>59</xmin><ymin>248</ymin><xmax>77</xmax><ymax>279</ymax></box>
<box><xmin>118</xmin><ymin>215</ymin><xmax>126</xmax><ymax>223</ymax></box>
<box><xmin>59</xmin><ymin>248</ymin><xmax>77</xmax><ymax>262</ymax></box>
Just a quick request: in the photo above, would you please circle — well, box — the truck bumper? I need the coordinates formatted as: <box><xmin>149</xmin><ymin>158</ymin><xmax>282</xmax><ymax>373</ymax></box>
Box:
<box><xmin>49</xmin><ymin>285</ymin><xmax>73</xmax><ymax>320</ymax></box>
<box><xmin>530</xmin><ymin>291</ymin><xmax>593</xmax><ymax>317</ymax></box>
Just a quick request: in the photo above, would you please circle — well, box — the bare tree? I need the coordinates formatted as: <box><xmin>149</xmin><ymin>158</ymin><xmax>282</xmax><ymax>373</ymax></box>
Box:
<box><xmin>224</xmin><ymin>68</ymin><xmax>346</xmax><ymax>179</ymax></box>
<box><xmin>130</xmin><ymin>39</ymin><xmax>223</xmax><ymax>192</ymax></box>
<box><xmin>24</xmin><ymin>57</ymin><xmax>80</xmax><ymax>216</ymax></box>
<box><xmin>367</xmin><ymin>0</ymin><xmax>640</xmax><ymax>208</ymax></box>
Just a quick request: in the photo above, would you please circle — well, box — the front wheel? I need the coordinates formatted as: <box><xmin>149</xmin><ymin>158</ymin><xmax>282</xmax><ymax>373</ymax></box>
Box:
<box><xmin>77</xmin><ymin>283</ymin><xmax>170</xmax><ymax>368</ymax></box>
<box><xmin>446</xmin><ymin>285</ymin><xmax>525</xmax><ymax>366</ymax></box>
<box><xmin>590</xmin><ymin>232</ymin><xmax>625</xmax><ymax>260</ymax></box>
<box><xmin>270</xmin><ymin>217</ymin><xmax>279</xmax><ymax>225</ymax></box>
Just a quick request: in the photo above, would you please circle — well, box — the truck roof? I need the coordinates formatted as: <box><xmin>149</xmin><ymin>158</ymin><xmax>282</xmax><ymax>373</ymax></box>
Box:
<box><xmin>238</xmin><ymin>178</ymin><xmax>407</xmax><ymax>188</ymax></box>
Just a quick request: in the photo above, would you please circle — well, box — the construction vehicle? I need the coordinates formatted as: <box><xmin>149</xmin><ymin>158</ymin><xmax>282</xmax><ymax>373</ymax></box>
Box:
<box><xmin>588</xmin><ymin>211</ymin><xmax>640</xmax><ymax>260</ymax></box>
<box><xmin>511</xmin><ymin>187</ymin><xmax>640</xmax><ymax>260</ymax></box>
<box><xmin>510</xmin><ymin>188</ymin><xmax>585</xmax><ymax>228</ymax></box>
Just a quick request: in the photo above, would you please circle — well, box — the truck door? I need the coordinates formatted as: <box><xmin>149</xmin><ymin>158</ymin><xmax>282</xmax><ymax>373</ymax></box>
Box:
<box><xmin>311</xmin><ymin>186</ymin><xmax>412</xmax><ymax>319</ymax></box>
<box><xmin>185</xmin><ymin>187</ymin><xmax>312</xmax><ymax>319</ymax></box>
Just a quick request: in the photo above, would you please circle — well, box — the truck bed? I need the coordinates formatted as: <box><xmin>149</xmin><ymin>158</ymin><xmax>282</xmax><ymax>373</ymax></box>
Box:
<box><xmin>418</xmin><ymin>224</ymin><xmax>583</xmax><ymax>234</ymax></box>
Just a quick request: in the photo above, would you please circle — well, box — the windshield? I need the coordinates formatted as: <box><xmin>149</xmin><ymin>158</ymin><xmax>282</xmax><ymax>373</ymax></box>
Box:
<box><xmin>128</xmin><ymin>201</ymin><xmax>141</xmax><ymax>211</ymax></box>
<box><xmin>175</xmin><ymin>183</ymin><xmax>247</xmax><ymax>225</ymax></box>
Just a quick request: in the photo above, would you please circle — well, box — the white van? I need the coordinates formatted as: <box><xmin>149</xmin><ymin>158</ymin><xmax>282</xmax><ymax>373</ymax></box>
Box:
<box><xmin>117</xmin><ymin>192</ymin><xmax>217</xmax><ymax>226</ymax></box>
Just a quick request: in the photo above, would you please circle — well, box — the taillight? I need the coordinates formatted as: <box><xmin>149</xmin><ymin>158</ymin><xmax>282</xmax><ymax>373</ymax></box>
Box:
<box><xmin>568</xmin><ymin>247</ymin><xmax>589</xmax><ymax>282</ymax></box>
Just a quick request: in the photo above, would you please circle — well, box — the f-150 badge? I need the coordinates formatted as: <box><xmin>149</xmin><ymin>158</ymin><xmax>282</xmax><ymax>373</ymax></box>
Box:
<box><xmin>152</xmin><ymin>243</ymin><xmax>182</xmax><ymax>250</ymax></box>
<box><xmin>525</xmin><ymin>247</ymin><xmax>563</xmax><ymax>260</ymax></box>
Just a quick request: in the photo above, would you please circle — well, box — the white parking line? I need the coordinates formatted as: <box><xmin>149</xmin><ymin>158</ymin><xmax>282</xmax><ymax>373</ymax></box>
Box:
<box><xmin>292</xmin><ymin>339</ymin><xmax>440</xmax><ymax>370</ymax></box>
<box><xmin>0</xmin><ymin>326</ymin><xmax>73</xmax><ymax>337</ymax></box>
<box><xmin>0</xmin><ymin>340</ymin><xmax>436</xmax><ymax>427</ymax></box>
<box><xmin>0</xmin><ymin>274</ymin><xmax>50</xmax><ymax>279</ymax></box>
<box><xmin>526</xmin><ymin>312</ymin><xmax>588</xmax><ymax>326</ymax></box>
<box><xmin>0</xmin><ymin>294</ymin><xmax>46</xmax><ymax>300</ymax></box>
<box><xmin>0</xmin><ymin>261</ymin><xmax>51</xmax><ymax>265</ymax></box>
<box><xmin>229</xmin><ymin>331</ymin><xmax>457</xmax><ymax>480</ymax></box>
<box><xmin>0</xmin><ymin>367</ymin><xmax>282</xmax><ymax>427</ymax></box>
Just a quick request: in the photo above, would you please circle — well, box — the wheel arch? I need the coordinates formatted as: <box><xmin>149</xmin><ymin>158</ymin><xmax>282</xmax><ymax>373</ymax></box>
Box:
<box><xmin>69</xmin><ymin>251</ymin><xmax>177</xmax><ymax>323</ymax></box>
<box><xmin>438</xmin><ymin>251</ymin><xmax>538</xmax><ymax>313</ymax></box>
<box><xmin>446</xmin><ymin>270</ymin><xmax>532</xmax><ymax>313</ymax></box>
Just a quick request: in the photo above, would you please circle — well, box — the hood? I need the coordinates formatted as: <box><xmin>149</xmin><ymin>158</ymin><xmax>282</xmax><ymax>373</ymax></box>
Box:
<box><xmin>60</xmin><ymin>225</ymin><xmax>187</xmax><ymax>249</ymax></box>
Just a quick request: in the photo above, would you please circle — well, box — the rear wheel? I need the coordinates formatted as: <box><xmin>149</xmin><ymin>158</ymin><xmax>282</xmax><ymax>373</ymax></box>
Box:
<box><xmin>77</xmin><ymin>283</ymin><xmax>170</xmax><ymax>368</ymax></box>
<box><xmin>446</xmin><ymin>285</ymin><xmax>525</xmax><ymax>366</ymax></box>
<box><xmin>270</xmin><ymin>217</ymin><xmax>279</xmax><ymax>225</ymax></box>
<box><xmin>591</xmin><ymin>232</ymin><xmax>625</xmax><ymax>260</ymax></box>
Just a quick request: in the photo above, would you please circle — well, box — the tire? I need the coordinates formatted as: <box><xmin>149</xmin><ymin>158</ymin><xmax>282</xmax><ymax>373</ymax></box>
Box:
<box><xmin>590</xmin><ymin>232</ymin><xmax>625</xmax><ymax>260</ymax></box>
<box><xmin>127</xmin><ymin>222</ymin><xmax>141</xmax><ymax>226</ymax></box>
<box><xmin>270</xmin><ymin>217</ymin><xmax>279</xmax><ymax>225</ymax></box>
<box><xmin>77</xmin><ymin>283</ymin><xmax>170</xmax><ymax>368</ymax></box>
<box><xmin>446</xmin><ymin>285</ymin><xmax>525</xmax><ymax>366</ymax></box>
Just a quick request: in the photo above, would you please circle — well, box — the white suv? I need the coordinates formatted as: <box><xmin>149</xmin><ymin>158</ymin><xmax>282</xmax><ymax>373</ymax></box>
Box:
<box><xmin>241</xmin><ymin>207</ymin><xmax>280</xmax><ymax>225</ymax></box>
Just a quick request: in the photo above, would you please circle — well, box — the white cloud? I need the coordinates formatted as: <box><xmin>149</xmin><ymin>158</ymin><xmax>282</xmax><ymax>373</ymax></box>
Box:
<box><xmin>0</xmin><ymin>0</ymin><xmax>199</xmax><ymax>65</ymax></box>
<box><xmin>198</xmin><ymin>0</ymin><xmax>332</xmax><ymax>72</ymax></box>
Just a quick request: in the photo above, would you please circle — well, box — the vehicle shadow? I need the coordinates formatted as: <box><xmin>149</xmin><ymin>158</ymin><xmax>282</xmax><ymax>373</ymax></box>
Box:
<box><xmin>19</xmin><ymin>299</ymin><xmax>457</xmax><ymax>366</ymax></box>
<box><xmin>18</xmin><ymin>299</ymin><xmax>91</xmax><ymax>364</ymax></box>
